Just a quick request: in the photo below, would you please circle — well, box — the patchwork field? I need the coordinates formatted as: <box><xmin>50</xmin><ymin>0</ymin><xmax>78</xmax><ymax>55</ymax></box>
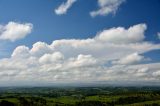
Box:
<box><xmin>1</xmin><ymin>87</ymin><xmax>160</xmax><ymax>106</ymax></box>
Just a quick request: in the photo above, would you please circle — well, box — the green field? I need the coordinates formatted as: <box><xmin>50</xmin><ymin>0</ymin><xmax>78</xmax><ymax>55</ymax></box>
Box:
<box><xmin>1</xmin><ymin>87</ymin><xmax>160</xmax><ymax>106</ymax></box>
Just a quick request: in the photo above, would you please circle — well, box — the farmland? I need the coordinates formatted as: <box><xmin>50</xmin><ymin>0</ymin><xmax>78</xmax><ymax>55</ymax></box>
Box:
<box><xmin>1</xmin><ymin>87</ymin><xmax>160</xmax><ymax>106</ymax></box>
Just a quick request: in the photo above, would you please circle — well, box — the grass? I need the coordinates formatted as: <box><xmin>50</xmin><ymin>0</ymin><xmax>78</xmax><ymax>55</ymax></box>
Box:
<box><xmin>120</xmin><ymin>100</ymin><xmax>160</xmax><ymax>106</ymax></box>
<box><xmin>0</xmin><ymin>98</ymin><xmax>19</xmax><ymax>104</ymax></box>
<box><xmin>1</xmin><ymin>95</ymin><xmax>160</xmax><ymax>106</ymax></box>
<box><xmin>46</xmin><ymin>96</ymin><xmax>79</xmax><ymax>105</ymax></box>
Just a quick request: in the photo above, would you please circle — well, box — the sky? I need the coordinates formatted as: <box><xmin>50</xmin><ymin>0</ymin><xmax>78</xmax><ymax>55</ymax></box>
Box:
<box><xmin>0</xmin><ymin>0</ymin><xmax>160</xmax><ymax>86</ymax></box>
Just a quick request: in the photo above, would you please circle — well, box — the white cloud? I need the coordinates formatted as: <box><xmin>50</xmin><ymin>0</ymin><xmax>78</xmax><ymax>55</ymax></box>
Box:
<box><xmin>67</xmin><ymin>54</ymin><xmax>97</xmax><ymax>68</ymax></box>
<box><xmin>39</xmin><ymin>52</ymin><xmax>64</xmax><ymax>64</ymax></box>
<box><xmin>112</xmin><ymin>52</ymin><xmax>145</xmax><ymax>65</ymax></box>
<box><xmin>0</xmin><ymin>23</ymin><xmax>160</xmax><ymax>86</ymax></box>
<box><xmin>96</xmin><ymin>23</ymin><xmax>147</xmax><ymax>44</ymax></box>
<box><xmin>90</xmin><ymin>0</ymin><xmax>125</xmax><ymax>17</ymax></box>
<box><xmin>30</xmin><ymin>41</ymin><xmax>52</xmax><ymax>57</ymax></box>
<box><xmin>55</xmin><ymin>0</ymin><xmax>77</xmax><ymax>15</ymax></box>
<box><xmin>0</xmin><ymin>22</ymin><xmax>33</xmax><ymax>42</ymax></box>
<box><xmin>152</xmin><ymin>70</ymin><xmax>160</xmax><ymax>78</ymax></box>
<box><xmin>158</xmin><ymin>32</ymin><xmax>160</xmax><ymax>39</ymax></box>
<box><xmin>12</xmin><ymin>45</ymin><xmax>30</xmax><ymax>58</ymax></box>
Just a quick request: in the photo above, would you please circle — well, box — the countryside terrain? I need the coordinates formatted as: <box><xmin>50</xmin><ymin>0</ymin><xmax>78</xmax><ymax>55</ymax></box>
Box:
<box><xmin>0</xmin><ymin>87</ymin><xmax>160</xmax><ymax>106</ymax></box>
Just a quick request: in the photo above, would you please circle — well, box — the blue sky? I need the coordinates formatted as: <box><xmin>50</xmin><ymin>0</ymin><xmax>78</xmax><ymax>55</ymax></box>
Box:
<box><xmin>0</xmin><ymin>0</ymin><xmax>160</xmax><ymax>86</ymax></box>
<box><xmin>0</xmin><ymin>1</ymin><xmax>159</xmax><ymax>42</ymax></box>
<box><xmin>0</xmin><ymin>0</ymin><xmax>160</xmax><ymax>57</ymax></box>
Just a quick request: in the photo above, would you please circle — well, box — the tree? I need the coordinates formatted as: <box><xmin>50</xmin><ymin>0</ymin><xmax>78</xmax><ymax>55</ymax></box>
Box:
<box><xmin>0</xmin><ymin>100</ymin><xmax>15</xmax><ymax>106</ymax></box>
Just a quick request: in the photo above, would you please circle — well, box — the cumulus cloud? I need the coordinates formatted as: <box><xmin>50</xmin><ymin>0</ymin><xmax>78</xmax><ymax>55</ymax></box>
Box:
<box><xmin>66</xmin><ymin>54</ymin><xmax>97</xmax><ymax>68</ymax></box>
<box><xmin>96</xmin><ymin>23</ymin><xmax>147</xmax><ymax>44</ymax></box>
<box><xmin>11</xmin><ymin>46</ymin><xmax>30</xmax><ymax>58</ymax></box>
<box><xmin>90</xmin><ymin>0</ymin><xmax>125</xmax><ymax>17</ymax></box>
<box><xmin>158</xmin><ymin>32</ymin><xmax>160</xmax><ymax>40</ymax></box>
<box><xmin>152</xmin><ymin>70</ymin><xmax>160</xmax><ymax>78</ymax></box>
<box><xmin>55</xmin><ymin>0</ymin><xmax>77</xmax><ymax>15</ymax></box>
<box><xmin>30</xmin><ymin>42</ymin><xmax>52</xmax><ymax>57</ymax></box>
<box><xmin>39</xmin><ymin>52</ymin><xmax>64</xmax><ymax>64</ymax></box>
<box><xmin>112</xmin><ymin>53</ymin><xmax>145</xmax><ymax>65</ymax></box>
<box><xmin>0</xmin><ymin>22</ymin><xmax>33</xmax><ymax>42</ymax></box>
<box><xmin>0</xmin><ymin>23</ymin><xmax>160</xmax><ymax>86</ymax></box>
